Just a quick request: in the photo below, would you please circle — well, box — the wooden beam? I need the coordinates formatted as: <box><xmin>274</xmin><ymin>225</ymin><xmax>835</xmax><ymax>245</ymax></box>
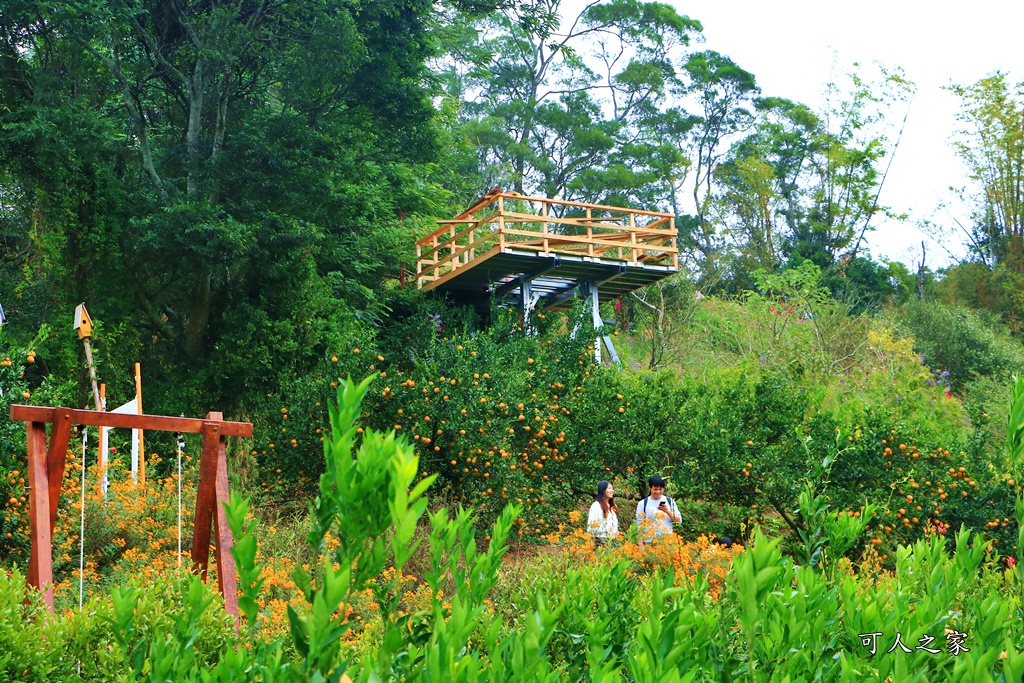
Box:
<box><xmin>9</xmin><ymin>405</ymin><xmax>252</xmax><ymax>437</ymax></box>
<box><xmin>192</xmin><ymin>417</ymin><xmax>222</xmax><ymax>582</ymax></box>
<box><xmin>497</xmin><ymin>228</ymin><xmax>678</xmax><ymax>253</ymax></box>
<box><xmin>213</xmin><ymin>424</ymin><xmax>238</xmax><ymax>624</ymax></box>
<box><xmin>500</xmin><ymin>212</ymin><xmax>676</xmax><ymax>236</ymax></box>
<box><xmin>46</xmin><ymin>409</ymin><xmax>73</xmax><ymax>533</ymax></box>
<box><xmin>26</xmin><ymin>421</ymin><xmax>53</xmax><ymax>607</ymax></box>
<box><xmin>492</xmin><ymin>191</ymin><xmax>672</xmax><ymax>218</ymax></box>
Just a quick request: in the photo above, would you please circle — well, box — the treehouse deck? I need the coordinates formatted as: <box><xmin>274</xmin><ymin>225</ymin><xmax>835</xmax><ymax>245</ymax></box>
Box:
<box><xmin>417</xmin><ymin>190</ymin><xmax>679</xmax><ymax>311</ymax></box>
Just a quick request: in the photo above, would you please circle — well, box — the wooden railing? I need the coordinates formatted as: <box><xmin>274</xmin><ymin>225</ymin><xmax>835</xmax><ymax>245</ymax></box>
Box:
<box><xmin>416</xmin><ymin>190</ymin><xmax>678</xmax><ymax>289</ymax></box>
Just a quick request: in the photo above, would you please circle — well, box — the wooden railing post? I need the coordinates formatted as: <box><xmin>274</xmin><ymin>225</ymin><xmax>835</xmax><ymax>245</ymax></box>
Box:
<box><xmin>670</xmin><ymin>215</ymin><xmax>679</xmax><ymax>270</ymax></box>
<box><xmin>430</xmin><ymin>234</ymin><xmax>438</xmax><ymax>281</ymax></box>
<box><xmin>498</xmin><ymin>195</ymin><xmax>506</xmax><ymax>252</ymax></box>
<box><xmin>629</xmin><ymin>213</ymin><xmax>638</xmax><ymax>264</ymax></box>
<box><xmin>416</xmin><ymin>241</ymin><xmax>423</xmax><ymax>288</ymax></box>
<box><xmin>586</xmin><ymin>208</ymin><xmax>594</xmax><ymax>257</ymax></box>
<box><xmin>541</xmin><ymin>201</ymin><xmax>549</xmax><ymax>254</ymax></box>
<box><xmin>448</xmin><ymin>225</ymin><xmax>457</xmax><ymax>272</ymax></box>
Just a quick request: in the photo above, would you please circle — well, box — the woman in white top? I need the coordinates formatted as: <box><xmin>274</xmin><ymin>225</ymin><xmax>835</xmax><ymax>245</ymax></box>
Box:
<box><xmin>587</xmin><ymin>480</ymin><xmax>619</xmax><ymax>547</ymax></box>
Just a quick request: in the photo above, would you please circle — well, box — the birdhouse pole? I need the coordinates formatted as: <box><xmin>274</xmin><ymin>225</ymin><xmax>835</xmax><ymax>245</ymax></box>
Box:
<box><xmin>74</xmin><ymin>304</ymin><xmax>102</xmax><ymax>411</ymax></box>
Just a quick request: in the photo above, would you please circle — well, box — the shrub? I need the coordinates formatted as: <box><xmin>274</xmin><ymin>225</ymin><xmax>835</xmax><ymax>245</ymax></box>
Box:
<box><xmin>893</xmin><ymin>299</ymin><xmax>1024</xmax><ymax>392</ymax></box>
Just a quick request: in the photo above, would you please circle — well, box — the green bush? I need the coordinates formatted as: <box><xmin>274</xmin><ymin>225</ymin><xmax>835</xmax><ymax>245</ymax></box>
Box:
<box><xmin>0</xmin><ymin>325</ymin><xmax>77</xmax><ymax>564</ymax></box>
<box><xmin>0</xmin><ymin>566</ymin><xmax>237</xmax><ymax>682</ymax></box>
<box><xmin>893</xmin><ymin>299</ymin><xmax>1024</xmax><ymax>392</ymax></box>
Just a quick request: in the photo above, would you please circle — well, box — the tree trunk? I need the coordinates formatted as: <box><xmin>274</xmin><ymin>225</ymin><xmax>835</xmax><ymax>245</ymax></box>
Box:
<box><xmin>186</xmin><ymin>267</ymin><xmax>212</xmax><ymax>359</ymax></box>
<box><xmin>186</xmin><ymin>58</ymin><xmax>206</xmax><ymax>196</ymax></box>
<box><xmin>211</xmin><ymin>77</ymin><xmax>229</xmax><ymax>206</ymax></box>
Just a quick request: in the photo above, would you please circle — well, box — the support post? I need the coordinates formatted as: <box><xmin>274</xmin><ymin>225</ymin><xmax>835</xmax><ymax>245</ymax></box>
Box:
<box><xmin>498</xmin><ymin>195</ymin><xmax>506</xmax><ymax>252</ymax></box>
<box><xmin>192</xmin><ymin>416</ymin><xmax>221</xmax><ymax>581</ymax></box>
<box><xmin>518</xmin><ymin>278</ymin><xmax>544</xmax><ymax>335</ymax></box>
<box><xmin>46</xmin><ymin>410</ymin><xmax>73</xmax><ymax>533</ymax></box>
<box><xmin>601</xmin><ymin>335</ymin><xmax>622</xmax><ymax>369</ymax></box>
<box><xmin>586</xmin><ymin>281</ymin><xmax>602</xmax><ymax>364</ymax></box>
<box><xmin>520</xmin><ymin>278</ymin><xmax>533</xmax><ymax>334</ymax></box>
<box><xmin>135</xmin><ymin>363</ymin><xmax>145</xmax><ymax>486</ymax></box>
<box><xmin>97</xmin><ymin>384</ymin><xmax>106</xmax><ymax>496</ymax></box>
<box><xmin>213</xmin><ymin>424</ymin><xmax>238</xmax><ymax>621</ymax></box>
<box><xmin>416</xmin><ymin>242</ymin><xmax>422</xmax><ymax>287</ymax></box>
<box><xmin>192</xmin><ymin>413</ymin><xmax>238</xmax><ymax>624</ymax></box>
<box><xmin>26</xmin><ymin>420</ymin><xmax>53</xmax><ymax>607</ymax></box>
<box><xmin>541</xmin><ymin>201</ymin><xmax>549</xmax><ymax>254</ymax></box>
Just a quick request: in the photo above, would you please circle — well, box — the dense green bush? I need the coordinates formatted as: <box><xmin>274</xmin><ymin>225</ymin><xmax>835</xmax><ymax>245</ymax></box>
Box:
<box><xmin>322</xmin><ymin>298</ymin><xmax>1014</xmax><ymax>552</ymax></box>
<box><xmin>893</xmin><ymin>299</ymin><xmax>1024</xmax><ymax>392</ymax></box>
<box><xmin>0</xmin><ymin>566</ymin><xmax>237</xmax><ymax>681</ymax></box>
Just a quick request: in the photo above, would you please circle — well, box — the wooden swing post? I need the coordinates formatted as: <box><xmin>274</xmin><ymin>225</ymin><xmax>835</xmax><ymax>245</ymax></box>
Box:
<box><xmin>9</xmin><ymin>405</ymin><xmax>252</xmax><ymax>621</ymax></box>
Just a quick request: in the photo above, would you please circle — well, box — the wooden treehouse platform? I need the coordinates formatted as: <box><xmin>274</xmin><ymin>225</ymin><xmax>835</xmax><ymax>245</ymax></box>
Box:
<box><xmin>417</xmin><ymin>190</ymin><xmax>679</xmax><ymax>311</ymax></box>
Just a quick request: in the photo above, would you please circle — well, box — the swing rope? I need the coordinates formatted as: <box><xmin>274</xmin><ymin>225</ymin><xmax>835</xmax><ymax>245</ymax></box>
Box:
<box><xmin>177</xmin><ymin>430</ymin><xmax>184</xmax><ymax>568</ymax></box>
<box><xmin>78</xmin><ymin>427</ymin><xmax>87</xmax><ymax>610</ymax></box>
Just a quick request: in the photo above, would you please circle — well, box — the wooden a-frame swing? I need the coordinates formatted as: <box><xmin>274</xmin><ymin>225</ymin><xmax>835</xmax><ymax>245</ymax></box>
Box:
<box><xmin>9</xmin><ymin>404</ymin><xmax>252</xmax><ymax>621</ymax></box>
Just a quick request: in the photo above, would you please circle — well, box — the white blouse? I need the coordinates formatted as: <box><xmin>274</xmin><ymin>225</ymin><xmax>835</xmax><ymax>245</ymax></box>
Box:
<box><xmin>587</xmin><ymin>501</ymin><xmax>619</xmax><ymax>538</ymax></box>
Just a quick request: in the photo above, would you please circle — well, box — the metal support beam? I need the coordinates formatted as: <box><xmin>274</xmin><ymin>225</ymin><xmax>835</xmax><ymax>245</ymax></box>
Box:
<box><xmin>575</xmin><ymin>281</ymin><xmax>623</xmax><ymax>368</ymax></box>
<box><xmin>577</xmin><ymin>281</ymin><xmax>605</xmax><ymax>364</ymax></box>
<box><xmin>601</xmin><ymin>335</ymin><xmax>622</xmax><ymax>369</ymax></box>
<box><xmin>519</xmin><ymin>279</ymin><xmax>542</xmax><ymax>335</ymax></box>
<box><xmin>493</xmin><ymin>256</ymin><xmax>559</xmax><ymax>298</ymax></box>
<box><xmin>545</xmin><ymin>263</ymin><xmax>626</xmax><ymax>311</ymax></box>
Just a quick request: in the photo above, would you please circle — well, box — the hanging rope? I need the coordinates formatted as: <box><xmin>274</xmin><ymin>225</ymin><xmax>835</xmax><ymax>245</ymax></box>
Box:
<box><xmin>177</xmin><ymin>429</ymin><xmax>185</xmax><ymax>568</ymax></box>
<box><xmin>78</xmin><ymin>427</ymin><xmax>87</xmax><ymax>610</ymax></box>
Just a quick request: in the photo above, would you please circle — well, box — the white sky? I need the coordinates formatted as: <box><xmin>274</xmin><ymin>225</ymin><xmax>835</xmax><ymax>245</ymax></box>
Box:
<box><xmin>688</xmin><ymin>0</ymin><xmax>1024</xmax><ymax>269</ymax></box>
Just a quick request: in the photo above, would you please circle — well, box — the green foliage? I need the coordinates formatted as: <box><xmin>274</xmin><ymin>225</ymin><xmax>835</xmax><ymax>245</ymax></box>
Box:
<box><xmin>224</xmin><ymin>493</ymin><xmax>264</xmax><ymax>638</ymax></box>
<box><xmin>0</xmin><ymin>566</ymin><xmax>238</xmax><ymax>681</ymax></box>
<box><xmin>0</xmin><ymin>0</ymin><xmax>463</xmax><ymax>480</ymax></box>
<box><xmin>288</xmin><ymin>375</ymin><xmax>434</xmax><ymax>680</ymax></box>
<box><xmin>2</xmin><ymin>372</ymin><xmax>1024</xmax><ymax>682</ymax></box>
<box><xmin>0</xmin><ymin>325</ymin><xmax>77</xmax><ymax>563</ymax></box>
<box><xmin>893</xmin><ymin>299</ymin><xmax>1024</xmax><ymax>392</ymax></box>
<box><xmin>948</xmin><ymin>72</ymin><xmax>1024</xmax><ymax>263</ymax></box>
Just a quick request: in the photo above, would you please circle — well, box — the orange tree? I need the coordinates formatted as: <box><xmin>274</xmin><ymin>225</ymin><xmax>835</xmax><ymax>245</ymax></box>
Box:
<box><xmin>0</xmin><ymin>325</ymin><xmax>76</xmax><ymax>563</ymax></box>
<box><xmin>361</xmin><ymin>302</ymin><xmax>617</xmax><ymax>539</ymax></box>
<box><xmin>244</xmin><ymin>292</ymin><xmax>1016</xmax><ymax>552</ymax></box>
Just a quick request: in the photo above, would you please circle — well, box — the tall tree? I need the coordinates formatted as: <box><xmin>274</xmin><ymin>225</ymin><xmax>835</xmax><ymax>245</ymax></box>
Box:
<box><xmin>0</xmin><ymin>0</ymin><xmax>447</xmax><ymax>408</ymax></box>
<box><xmin>948</xmin><ymin>72</ymin><xmax>1024</xmax><ymax>265</ymax></box>
<box><xmin>680</xmin><ymin>50</ymin><xmax>758</xmax><ymax>262</ymax></box>
<box><xmin>713</xmin><ymin>65</ymin><xmax>912</xmax><ymax>278</ymax></box>
<box><xmin>452</xmin><ymin>0</ymin><xmax>701</xmax><ymax>205</ymax></box>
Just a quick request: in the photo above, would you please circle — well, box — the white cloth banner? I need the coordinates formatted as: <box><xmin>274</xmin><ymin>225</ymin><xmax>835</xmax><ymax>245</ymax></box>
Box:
<box><xmin>99</xmin><ymin>399</ymin><xmax>141</xmax><ymax>493</ymax></box>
